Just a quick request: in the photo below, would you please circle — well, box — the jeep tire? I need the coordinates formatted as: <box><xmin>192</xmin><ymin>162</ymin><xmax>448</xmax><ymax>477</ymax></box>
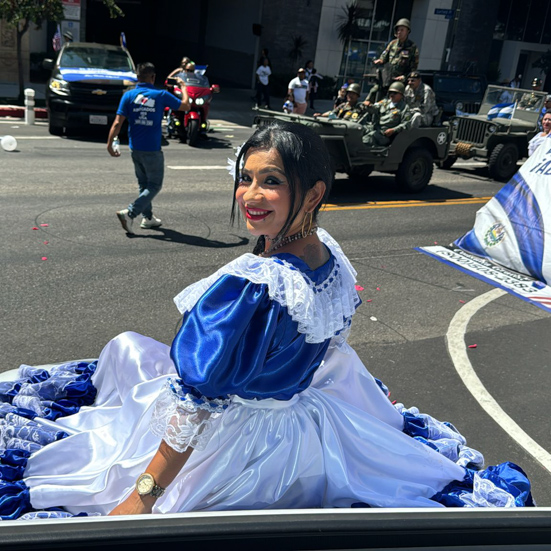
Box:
<box><xmin>488</xmin><ymin>143</ymin><xmax>519</xmax><ymax>181</ymax></box>
<box><xmin>396</xmin><ymin>147</ymin><xmax>434</xmax><ymax>193</ymax></box>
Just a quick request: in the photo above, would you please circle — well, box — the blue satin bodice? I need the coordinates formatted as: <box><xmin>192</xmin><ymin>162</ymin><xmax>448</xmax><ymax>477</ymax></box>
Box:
<box><xmin>170</xmin><ymin>253</ymin><xmax>336</xmax><ymax>401</ymax></box>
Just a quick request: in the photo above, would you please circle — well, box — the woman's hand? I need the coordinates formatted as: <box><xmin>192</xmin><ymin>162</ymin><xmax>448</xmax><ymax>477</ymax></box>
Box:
<box><xmin>109</xmin><ymin>490</ymin><xmax>155</xmax><ymax>516</ymax></box>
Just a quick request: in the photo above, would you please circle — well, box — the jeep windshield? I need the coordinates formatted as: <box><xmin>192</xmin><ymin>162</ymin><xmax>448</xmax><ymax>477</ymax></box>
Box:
<box><xmin>483</xmin><ymin>86</ymin><xmax>545</xmax><ymax>114</ymax></box>
<box><xmin>59</xmin><ymin>47</ymin><xmax>133</xmax><ymax>72</ymax></box>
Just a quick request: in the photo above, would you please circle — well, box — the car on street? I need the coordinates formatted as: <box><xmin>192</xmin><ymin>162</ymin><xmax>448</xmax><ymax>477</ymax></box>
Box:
<box><xmin>43</xmin><ymin>42</ymin><xmax>137</xmax><ymax>136</ymax></box>
<box><xmin>445</xmin><ymin>84</ymin><xmax>546</xmax><ymax>181</ymax></box>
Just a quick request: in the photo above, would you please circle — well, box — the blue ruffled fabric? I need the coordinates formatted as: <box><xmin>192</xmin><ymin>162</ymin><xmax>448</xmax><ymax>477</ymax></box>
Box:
<box><xmin>0</xmin><ymin>360</ymin><xmax>98</xmax><ymax>519</ymax></box>
<box><xmin>401</xmin><ymin>408</ymin><xmax>534</xmax><ymax>507</ymax></box>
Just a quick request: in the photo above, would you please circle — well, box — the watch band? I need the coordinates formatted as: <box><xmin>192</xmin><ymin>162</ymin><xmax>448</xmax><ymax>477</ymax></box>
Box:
<box><xmin>136</xmin><ymin>473</ymin><xmax>166</xmax><ymax>498</ymax></box>
<box><xmin>150</xmin><ymin>483</ymin><xmax>165</xmax><ymax>498</ymax></box>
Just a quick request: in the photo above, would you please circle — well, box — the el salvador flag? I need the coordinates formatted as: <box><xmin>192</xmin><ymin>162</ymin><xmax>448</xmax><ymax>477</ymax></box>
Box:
<box><xmin>487</xmin><ymin>102</ymin><xmax>515</xmax><ymax>120</ymax></box>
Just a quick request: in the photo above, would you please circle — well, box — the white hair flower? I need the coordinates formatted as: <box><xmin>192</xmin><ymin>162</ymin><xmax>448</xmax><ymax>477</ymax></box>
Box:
<box><xmin>226</xmin><ymin>143</ymin><xmax>246</xmax><ymax>181</ymax></box>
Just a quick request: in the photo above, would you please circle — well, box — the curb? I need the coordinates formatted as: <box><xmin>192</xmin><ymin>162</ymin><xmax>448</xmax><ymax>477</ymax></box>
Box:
<box><xmin>0</xmin><ymin>105</ymin><xmax>48</xmax><ymax>119</ymax></box>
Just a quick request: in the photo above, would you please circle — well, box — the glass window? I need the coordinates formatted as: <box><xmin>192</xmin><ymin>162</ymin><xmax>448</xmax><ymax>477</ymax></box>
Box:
<box><xmin>541</xmin><ymin>1</ymin><xmax>551</xmax><ymax>42</ymax></box>
<box><xmin>494</xmin><ymin>0</ymin><xmax>511</xmax><ymax>39</ymax></box>
<box><xmin>505</xmin><ymin>0</ymin><xmax>529</xmax><ymax>40</ymax></box>
<box><xmin>59</xmin><ymin>47</ymin><xmax>133</xmax><ymax>71</ymax></box>
<box><xmin>524</xmin><ymin>0</ymin><xmax>547</xmax><ymax>42</ymax></box>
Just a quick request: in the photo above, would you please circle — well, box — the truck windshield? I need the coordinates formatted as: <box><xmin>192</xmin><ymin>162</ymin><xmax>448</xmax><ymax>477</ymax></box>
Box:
<box><xmin>59</xmin><ymin>47</ymin><xmax>133</xmax><ymax>72</ymax></box>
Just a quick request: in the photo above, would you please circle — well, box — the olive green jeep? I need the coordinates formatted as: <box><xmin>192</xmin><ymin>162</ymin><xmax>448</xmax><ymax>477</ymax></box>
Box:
<box><xmin>444</xmin><ymin>84</ymin><xmax>547</xmax><ymax>181</ymax></box>
<box><xmin>253</xmin><ymin>109</ymin><xmax>450</xmax><ymax>193</ymax></box>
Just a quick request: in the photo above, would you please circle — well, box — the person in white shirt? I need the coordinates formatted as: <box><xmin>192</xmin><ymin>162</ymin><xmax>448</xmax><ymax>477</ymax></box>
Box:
<box><xmin>288</xmin><ymin>68</ymin><xmax>309</xmax><ymax>114</ymax></box>
<box><xmin>255</xmin><ymin>58</ymin><xmax>272</xmax><ymax>109</ymax></box>
<box><xmin>528</xmin><ymin>112</ymin><xmax>551</xmax><ymax>156</ymax></box>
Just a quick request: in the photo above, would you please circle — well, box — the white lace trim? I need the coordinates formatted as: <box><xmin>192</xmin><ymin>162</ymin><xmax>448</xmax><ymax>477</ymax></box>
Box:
<box><xmin>150</xmin><ymin>379</ymin><xmax>229</xmax><ymax>452</ymax></box>
<box><xmin>173</xmin><ymin>228</ymin><xmax>360</xmax><ymax>344</ymax></box>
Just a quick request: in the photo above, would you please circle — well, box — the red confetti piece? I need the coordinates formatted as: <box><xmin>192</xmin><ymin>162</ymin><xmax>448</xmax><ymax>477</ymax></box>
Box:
<box><xmin>459</xmin><ymin>300</ymin><xmax>466</xmax><ymax>304</ymax></box>
<box><xmin>40</xmin><ymin>223</ymin><xmax>49</xmax><ymax>227</ymax></box>
<box><xmin>43</xmin><ymin>241</ymin><xmax>49</xmax><ymax>245</ymax></box>
<box><xmin>32</xmin><ymin>227</ymin><xmax>39</xmax><ymax>230</ymax></box>
<box><xmin>391</xmin><ymin>400</ymin><xmax>397</xmax><ymax>405</ymax></box>
<box><xmin>376</xmin><ymin>287</ymin><xmax>380</xmax><ymax>291</ymax></box>
<box><xmin>41</xmin><ymin>256</ymin><xmax>48</xmax><ymax>261</ymax></box>
<box><xmin>468</xmin><ymin>344</ymin><xmax>477</xmax><ymax>349</ymax></box>
<box><xmin>354</xmin><ymin>285</ymin><xmax>364</xmax><ymax>291</ymax></box>
<box><xmin>434</xmin><ymin>241</ymin><xmax>438</xmax><ymax>245</ymax></box>
<box><xmin>366</xmin><ymin>299</ymin><xmax>372</xmax><ymax>302</ymax></box>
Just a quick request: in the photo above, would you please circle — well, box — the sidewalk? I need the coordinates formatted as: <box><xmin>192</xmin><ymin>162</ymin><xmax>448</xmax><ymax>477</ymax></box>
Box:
<box><xmin>0</xmin><ymin>81</ymin><xmax>47</xmax><ymax>118</ymax></box>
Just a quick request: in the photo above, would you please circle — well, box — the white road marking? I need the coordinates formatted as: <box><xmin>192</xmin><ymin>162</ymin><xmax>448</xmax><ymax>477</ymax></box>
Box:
<box><xmin>6</xmin><ymin>136</ymin><xmax>59</xmax><ymax>140</ymax></box>
<box><xmin>447</xmin><ymin>288</ymin><xmax>551</xmax><ymax>472</ymax></box>
<box><xmin>168</xmin><ymin>165</ymin><xmax>227</xmax><ymax>170</ymax></box>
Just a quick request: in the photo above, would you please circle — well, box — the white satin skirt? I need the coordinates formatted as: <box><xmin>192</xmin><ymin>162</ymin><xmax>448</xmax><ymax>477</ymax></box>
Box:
<box><xmin>19</xmin><ymin>331</ymin><xmax>473</xmax><ymax>515</ymax></box>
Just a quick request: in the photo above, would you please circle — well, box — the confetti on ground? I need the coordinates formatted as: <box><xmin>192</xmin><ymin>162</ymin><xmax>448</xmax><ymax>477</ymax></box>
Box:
<box><xmin>381</xmin><ymin>265</ymin><xmax>386</xmax><ymax>269</ymax></box>
<box><xmin>366</xmin><ymin>299</ymin><xmax>372</xmax><ymax>302</ymax></box>
<box><xmin>32</xmin><ymin>227</ymin><xmax>39</xmax><ymax>230</ymax></box>
<box><xmin>40</xmin><ymin>224</ymin><xmax>49</xmax><ymax>227</ymax></box>
<box><xmin>43</xmin><ymin>241</ymin><xmax>49</xmax><ymax>245</ymax></box>
<box><xmin>434</xmin><ymin>241</ymin><xmax>438</xmax><ymax>245</ymax></box>
<box><xmin>41</xmin><ymin>257</ymin><xmax>47</xmax><ymax>261</ymax></box>
<box><xmin>370</xmin><ymin>316</ymin><xmax>378</xmax><ymax>321</ymax></box>
<box><xmin>468</xmin><ymin>344</ymin><xmax>477</xmax><ymax>349</ymax></box>
<box><xmin>354</xmin><ymin>285</ymin><xmax>364</xmax><ymax>291</ymax></box>
<box><xmin>459</xmin><ymin>299</ymin><xmax>466</xmax><ymax>303</ymax></box>
<box><xmin>376</xmin><ymin>287</ymin><xmax>380</xmax><ymax>291</ymax></box>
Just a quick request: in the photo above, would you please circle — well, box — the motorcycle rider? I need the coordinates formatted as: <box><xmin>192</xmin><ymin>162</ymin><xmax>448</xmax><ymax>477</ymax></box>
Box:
<box><xmin>167</xmin><ymin>56</ymin><xmax>193</xmax><ymax>79</ymax></box>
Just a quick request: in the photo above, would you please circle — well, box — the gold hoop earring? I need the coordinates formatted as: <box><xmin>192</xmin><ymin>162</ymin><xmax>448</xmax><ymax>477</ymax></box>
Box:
<box><xmin>301</xmin><ymin>211</ymin><xmax>313</xmax><ymax>238</ymax></box>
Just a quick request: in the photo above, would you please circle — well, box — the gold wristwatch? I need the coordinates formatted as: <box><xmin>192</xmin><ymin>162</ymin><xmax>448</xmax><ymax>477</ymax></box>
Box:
<box><xmin>135</xmin><ymin>473</ymin><xmax>165</xmax><ymax>498</ymax></box>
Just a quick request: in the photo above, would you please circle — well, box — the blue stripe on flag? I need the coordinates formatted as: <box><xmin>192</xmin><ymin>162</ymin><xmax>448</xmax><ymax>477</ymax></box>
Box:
<box><xmin>454</xmin><ymin>229</ymin><xmax>489</xmax><ymax>258</ymax></box>
<box><xmin>495</xmin><ymin>172</ymin><xmax>545</xmax><ymax>282</ymax></box>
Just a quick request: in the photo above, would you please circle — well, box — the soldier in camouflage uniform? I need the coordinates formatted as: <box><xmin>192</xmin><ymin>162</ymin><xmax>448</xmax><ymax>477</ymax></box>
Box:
<box><xmin>361</xmin><ymin>81</ymin><xmax>412</xmax><ymax>146</ymax></box>
<box><xmin>520</xmin><ymin>77</ymin><xmax>543</xmax><ymax>110</ymax></box>
<box><xmin>404</xmin><ymin>71</ymin><xmax>440</xmax><ymax>127</ymax></box>
<box><xmin>368</xmin><ymin>18</ymin><xmax>419</xmax><ymax>103</ymax></box>
<box><xmin>315</xmin><ymin>83</ymin><xmax>367</xmax><ymax>122</ymax></box>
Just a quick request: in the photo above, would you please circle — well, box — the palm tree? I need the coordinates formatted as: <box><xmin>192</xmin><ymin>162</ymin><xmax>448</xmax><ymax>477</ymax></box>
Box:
<box><xmin>288</xmin><ymin>35</ymin><xmax>308</xmax><ymax>68</ymax></box>
<box><xmin>336</xmin><ymin>2</ymin><xmax>360</xmax><ymax>83</ymax></box>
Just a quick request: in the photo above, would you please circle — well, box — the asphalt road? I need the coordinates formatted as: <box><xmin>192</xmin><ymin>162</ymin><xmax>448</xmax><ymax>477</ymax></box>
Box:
<box><xmin>2</xmin><ymin>115</ymin><xmax>551</xmax><ymax>506</ymax></box>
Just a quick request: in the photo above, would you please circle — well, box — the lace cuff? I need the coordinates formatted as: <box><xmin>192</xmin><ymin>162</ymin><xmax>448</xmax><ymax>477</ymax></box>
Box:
<box><xmin>150</xmin><ymin>379</ymin><xmax>230</xmax><ymax>452</ymax></box>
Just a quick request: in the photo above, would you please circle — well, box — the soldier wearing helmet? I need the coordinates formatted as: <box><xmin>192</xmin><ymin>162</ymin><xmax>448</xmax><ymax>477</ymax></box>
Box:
<box><xmin>360</xmin><ymin>81</ymin><xmax>412</xmax><ymax>146</ymax></box>
<box><xmin>520</xmin><ymin>77</ymin><xmax>545</xmax><ymax>110</ymax></box>
<box><xmin>369</xmin><ymin>18</ymin><xmax>419</xmax><ymax>103</ymax></box>
<box><xmin>315</xmin><ymin>82</ymin><xmax>368</xmax><ymax>121</ymax></box>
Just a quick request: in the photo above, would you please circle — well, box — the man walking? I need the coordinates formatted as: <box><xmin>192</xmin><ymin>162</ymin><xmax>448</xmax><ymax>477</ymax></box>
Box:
<box><xmin>107</xmin><ymin>62</ymin><xmax>189</xmax><ymax>234</ymax></box>
<box><xmin>288</xmin><ymin>68</ymin><xmax>309</xmax><ymax>115</ymax></box>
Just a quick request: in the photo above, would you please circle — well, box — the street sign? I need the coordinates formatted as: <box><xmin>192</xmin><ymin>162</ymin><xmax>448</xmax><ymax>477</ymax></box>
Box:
<box><xmin>434</xmin><ymin>8</ymin><xmax>455</xmax><ymax>19</ymax></box>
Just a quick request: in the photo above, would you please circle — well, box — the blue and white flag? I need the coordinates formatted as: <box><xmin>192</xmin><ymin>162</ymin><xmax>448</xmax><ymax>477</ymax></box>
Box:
<box><xmin>418</xmin><ymin>143</ymin><xmax>551</xmax><ymax>311</ymax></box>
<box><xmin>120</xmin><ymin>32</ymin><xmax>127</xmax><ymax>49</ymax></box>
<box><xmin>487</xmin><ymin>102</ymin><xmax>515</xmax><ymax>120</ymax></box>
<box><xmin>52</xmin><ymin>25</ymin><xmax>62</xmax><ymax>52</ymax></box>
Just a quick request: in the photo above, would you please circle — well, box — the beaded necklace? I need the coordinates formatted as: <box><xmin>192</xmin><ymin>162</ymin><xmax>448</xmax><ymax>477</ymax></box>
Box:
<box><xmin>259</xmin><ymin>227</ymin><xmax>318</xmax><ymax>257</ymax></box>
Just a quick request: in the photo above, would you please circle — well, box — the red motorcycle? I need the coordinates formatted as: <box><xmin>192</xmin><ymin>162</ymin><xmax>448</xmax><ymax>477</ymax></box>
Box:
<box><xmin>165</xmin><ymin>69</ymin><xmax>220</xmax><ymax>146</ymax></box>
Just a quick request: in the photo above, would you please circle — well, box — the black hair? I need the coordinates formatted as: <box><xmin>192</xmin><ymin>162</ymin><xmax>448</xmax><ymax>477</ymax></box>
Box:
<box><xmin>231</xmin><ymin>121</ymin><xmax>334</xmax><ymax>254</ymax></box>
<box><xmin>137</xmin><ymin>62</ymin><xmax>155</xmax><ymax>80</ymax></box>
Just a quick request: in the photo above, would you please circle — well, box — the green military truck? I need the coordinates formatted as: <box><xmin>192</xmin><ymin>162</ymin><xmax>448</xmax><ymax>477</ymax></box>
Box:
<box><xmin>253</xmin><ymin>110</ymin><xmax>450</xmax><ymax>193</ymax></box>
<box><xmin>444</xmin><ymin>84</ymin><xmax>546</xmax><ymax>181</ymax></box>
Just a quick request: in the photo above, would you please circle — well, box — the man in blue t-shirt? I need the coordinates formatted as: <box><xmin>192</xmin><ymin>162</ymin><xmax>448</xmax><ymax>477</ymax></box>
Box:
<box><xmin>107</xmin><ymin>62</ymin><xmax>189</xmax><ymax>234</ymax></box>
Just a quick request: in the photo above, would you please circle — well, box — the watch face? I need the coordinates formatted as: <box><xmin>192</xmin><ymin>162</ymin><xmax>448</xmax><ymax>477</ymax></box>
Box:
<box><xmin>136</xmin><ymin>474</ymin><xmax>154</xmax><ymax>495</ymax></box>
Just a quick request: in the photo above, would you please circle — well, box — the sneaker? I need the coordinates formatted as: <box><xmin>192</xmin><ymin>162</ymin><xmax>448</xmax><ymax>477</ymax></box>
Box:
<box><xmin>116</xmin><ymin>209</ymin><xmax>135</xmax><ymax>234</ymax></box>
<box><xmin>140</xmin><ymin>215</ymin><xmax>162</xmax><ymax>229</ymax></box>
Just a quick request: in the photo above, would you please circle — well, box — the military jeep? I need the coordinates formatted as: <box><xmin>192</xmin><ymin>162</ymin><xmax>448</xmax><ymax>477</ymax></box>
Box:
<box><xmin>253</xmin><ymin>109</ymin><xmax>450</xmax><ymax>193</ymax></box>
<box><xmin>445</xmin><ymin>84</ymin><xmax>546</xmax><ymax>181</ymax></box>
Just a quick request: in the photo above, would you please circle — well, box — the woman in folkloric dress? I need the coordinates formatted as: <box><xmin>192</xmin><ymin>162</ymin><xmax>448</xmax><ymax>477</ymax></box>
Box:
<box><xmin>0</xmin><ymin>122</ymin><xmax>532</xmax><ymax>521</ymax></box>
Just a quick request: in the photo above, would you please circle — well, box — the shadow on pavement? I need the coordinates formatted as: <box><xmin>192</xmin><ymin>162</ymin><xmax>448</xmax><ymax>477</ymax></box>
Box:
<box><xmin>127</xmin><ymin>228</ymin><xmax>249</xmax><ymax>248</ymax></box>
<box><xmin>328</xmin><ymin>176</ymin><xmax>479</xmax><ymax>204</ymax></box>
